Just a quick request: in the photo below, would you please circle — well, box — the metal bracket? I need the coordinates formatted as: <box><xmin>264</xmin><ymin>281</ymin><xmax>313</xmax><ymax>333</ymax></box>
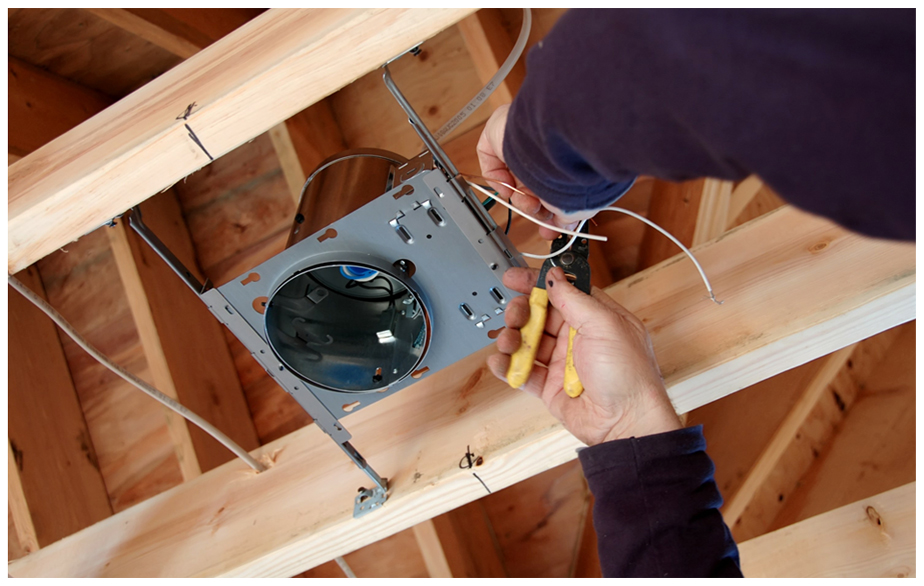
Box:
<box><xmin>354</xmin><ymin>484</ymin><xmax>388</xmax><ymax>518</ymax></box>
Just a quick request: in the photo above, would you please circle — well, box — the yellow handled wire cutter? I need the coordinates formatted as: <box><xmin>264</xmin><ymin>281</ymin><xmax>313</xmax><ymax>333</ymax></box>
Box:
<box><xmin>506</xmin><ymin>225</ymin><xmax>592</xmax><ymax>397</ymax></box>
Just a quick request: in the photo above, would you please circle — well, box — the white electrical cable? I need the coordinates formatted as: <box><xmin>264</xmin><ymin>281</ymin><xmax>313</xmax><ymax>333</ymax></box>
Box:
<box><xmin>520</xmin><ymin>219</ymin><xmax>588</xmax><ymax>259</ymax></box>
<box><xmin>466</xmin><ymin>181</ymin><xmax>607</xmax><ymax>242</ymax></box>
<box><xmin>602</xmin><ymin>207</ymin><xmax>723</xmax><ymax>304</ymax></box>
<box><xmin>433</xmin><ymin>8</ymin><xmax>532</xmax><ymax>142</ymax></box>
<box><xmin>335</xmin><ymin>556</ymin><xmax>357</xmax><ymax>578</ymax></box>
<box><xmin>9</xmin><ymin>276</ymin><xmax>267</xmax><ymax>473</ymax></box>
<box><xmin>464</xmin><ymin>177</ymin><xmax>720</xmax><ymax>303</ymax></box>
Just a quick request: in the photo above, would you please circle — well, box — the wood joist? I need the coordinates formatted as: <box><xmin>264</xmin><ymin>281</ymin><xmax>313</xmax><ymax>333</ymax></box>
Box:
<box><xmin>8</xmin><ymin>204</ymin><xmax>915</xmax><ymax>577</ymax></box>
<box><xmin>7</xmin><ymin>8</ymin><xmax>477</xmax><ymax>274</ymax></box>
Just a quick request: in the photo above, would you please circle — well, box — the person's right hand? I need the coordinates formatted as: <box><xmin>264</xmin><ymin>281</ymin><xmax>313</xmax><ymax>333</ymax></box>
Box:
<box><xmin>487</xmin><ymin>265</ymin><xmax>683</xmax><ymax>446</ymax></box>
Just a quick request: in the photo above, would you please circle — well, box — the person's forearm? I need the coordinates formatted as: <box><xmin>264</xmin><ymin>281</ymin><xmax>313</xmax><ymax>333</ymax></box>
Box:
<box><xmin>579</xmin><ymin>425</ymin><xmax>742</xmax><ymax>577</ymax></box>
<box><xmin>504</xmin><ymin>9</ymin><xmax>914</xmax><ymax>240</ymax></box>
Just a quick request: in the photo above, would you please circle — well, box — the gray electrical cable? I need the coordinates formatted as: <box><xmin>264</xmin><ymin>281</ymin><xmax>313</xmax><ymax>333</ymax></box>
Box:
<box><xmin>9</xmin><ymin>276</ymin><xmax>267</xmax><ymax>473</ymax></box>
<box><xmin>432</xmin><ymin>8</ymin><xmax>532</xmax><ymax>142</ymax></box>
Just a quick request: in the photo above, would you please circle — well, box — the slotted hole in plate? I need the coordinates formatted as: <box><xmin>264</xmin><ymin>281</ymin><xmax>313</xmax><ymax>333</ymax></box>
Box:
<box><xmin>318</xmin><ymin>228</ymin><xmax>338</xmax><ymax>243</ymax></box>
<box><xmin>241</xmin><ymin>272</ymin><xmax>261</xmax><ymax>286</ymax></box>
<box><xmin>411</xmin><ymin>366</ymin><xmax>430</xmax><ymax>379</ymax></box>
<box><xmin>393</xmin><ymin>185</ymin><xmax>414</xmax><ymax>200</ymax></box>
<box><xmin>342</xmin><ymin>401</ymin><xmax>361</xmax><ymax>413</ymax></box>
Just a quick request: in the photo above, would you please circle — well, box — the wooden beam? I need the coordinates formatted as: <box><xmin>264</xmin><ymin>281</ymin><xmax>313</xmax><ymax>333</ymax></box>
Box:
<box><xmin>7</xmin><ymin>205</ymin><xmax>914</xmax><ymax>577</ymax></box>
<box><xmin>84</xmin><ymin>9</ymin><xmax>202</xmax><ymax>58</ymax></box>
<box><xmin>8</xmin><ymin>442</ymin><xmax>39</xmax><ymax>557</ymax></box>
<box><xmin>8</xmin><ymin>8</ymin><xmax>477</xmax><ymax>274</ymax></box>
<box><xmin>691</xmin><ymin>178</ymin><xmax>733</xmax><ymax>246</ymax></box>
<box><xmin>8</xmin><ymin>267</ymin><xmax>113</xmax><ymax>548</ymax></box>
<box><xmin>767</xmin><ymin>321</ymin><xmax>915</xmax><ymax>531</ymax></box>
<box><xmin>738</xmin><ymin>482</ymin><xmax>914</xmax><ymax>577</ymax></box>
<box><xmin>430</xmin><ymin>502</ymin><xmax>507</xmax><ymax>577</ymax></box>
<box><xmin>106</xmin><ymin>221</ymin><xmax>202</xmax><ymax>480</ymax></box>
<box><xmin>127</xmin><ymin>193</ymin><xmax>261</xmax><ymax>472</ymax></box>
<box><xmin>457</xmin><ymin>9</ymin><xmax>526</xmax><ymax>110</ymax></box>
<box><xmin>8</xmin><ymin>58</ymin><xmax>113</xmax><ymax>157</ymax></box>
<box><xmin>726</xmin><ymin>175</ymin><xmax>764</xmax><ymax>230</ymax></box>
<box><xmin>411</xmin><ymin>520</ymin><xmax>453</xmax><ymax>578</ymax></box>
<box><xmin>722</xmin><ymin>345</ymin><xmax>856</xmax><ymax>530</ymax></box>
<box><xmin>636</xmin><ymin>179</ymin><xmax>704</xmax><ymax>270</ymax></box>
<box><xmin>723</xmin><ymin>325</ymin><xmax>903</xmax><ymax>541</ymax></box>
<box><xmin>571</xmin><ymin>491</ymin><xmax>602</xmax><ymax>577</ymax></box>
<box><xmin>267</xmin><ymin>123</ymin><xmax>307</xmax><ymax>202</ymax></box>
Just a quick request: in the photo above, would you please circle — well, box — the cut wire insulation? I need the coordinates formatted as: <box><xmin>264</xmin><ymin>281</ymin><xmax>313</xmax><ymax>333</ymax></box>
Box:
<box><xmin>464</xmin><ymin>176</ymin><xmax>721</xmax><ymax>304</ymax></box>
<box><xmin>521</xmin><ymin>219</ymin><xmax>588</xmax><ymax>259</ymax></box>
<box><xmin>603</xmin><ymin>207</ymin><xmax>723</xmax><ymax>305</ymax></box>
<box><xmin>8</xmin><ymin>276</ymin><xmax>268</xmax><ymax>473</ymax></box>
<box><xmin>466</xmin><ymin>181</ymin><xmax>607</xmax><ymax>242</ymax></box>
<box><xmin>433</xmin><ymin>8</ymin><xmax>532</xmax><ymax>142</ymax></box>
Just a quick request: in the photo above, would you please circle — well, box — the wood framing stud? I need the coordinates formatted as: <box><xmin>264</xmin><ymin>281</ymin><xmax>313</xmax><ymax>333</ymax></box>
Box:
<box><xmin>268</xmin><ymin>122</ymin><xmax>307</xmax><ymax>203</ymax></box>
<box><xmin>85</xmin><ymin>9</ymin><xmax>202</xmax><ymax>59</ymax></box>
<box><xmin>8</xmin><ymin>8</ymin><xmax>477</xmax><ymax>274</ymax></box>
<box><xmin>739</xmin><ymin>482</ymin><xmax>915</xmax><ymax>577</ymax></box>
<box><xmin>722</xmin><ymin>345</ymin><xmax>856</xmax><ymax>528</ymax></box>
<box><xmin>107</xmin><ymin>220</ymin><xmax>202</xmax><ymax>481</ymax></box>
<box><xmin>723</xmin><ymin>325</ymin><xmax>905</xmax><ymax>541</ymax></box>
<box><xmin>727</xmin><ymin>175</ymin><xmax>764</xmax><ymax>229</ymax></box>
<box><xmin>8</xmin><ymin>442</ymin><xmax>39</xmax><ymax>556</ymax></box>
<box><xmin>412</xmin><ymin>519</ymin><xmax>453</xmax><ymax>578</ymax></box>
<box><xmin>692</xmin><ymin>178</ymin><xmax>733</xmax><ymax>246</ymax></box>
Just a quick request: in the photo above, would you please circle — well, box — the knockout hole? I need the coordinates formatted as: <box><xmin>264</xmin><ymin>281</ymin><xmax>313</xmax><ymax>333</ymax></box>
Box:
<box><xmin>318</xmin><ymin>228</ymin><xmax>338</xmax><ymax>243</ymax></box>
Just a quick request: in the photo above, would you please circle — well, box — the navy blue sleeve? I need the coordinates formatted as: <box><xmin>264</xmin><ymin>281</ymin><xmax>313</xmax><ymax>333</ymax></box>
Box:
<box><xmin>578</xmin><ymin>425</ymin><xmax>741</xmax><ymax>577</ymax></box>
<box><xmin>504</xmin><ymin>9</ymin><xmax>914</xmax><ymax>241</ymax></box>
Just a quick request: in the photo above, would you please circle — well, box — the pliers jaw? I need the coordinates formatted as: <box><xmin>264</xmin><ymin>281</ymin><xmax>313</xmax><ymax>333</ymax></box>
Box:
<box><xmin>536</xmin><ymin>224</ymin><xmax>592</xmax><ymax>294</ymax></box>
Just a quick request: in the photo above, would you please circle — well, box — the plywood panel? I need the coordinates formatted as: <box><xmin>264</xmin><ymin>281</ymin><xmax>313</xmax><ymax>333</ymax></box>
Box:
<box><xmin>481</xmin><ymin>460</ymin><xmax>586</xmax><ymax>577</ymax></box>
<box><xmin>36</xmin><ymin>229</ymin><xmax>184</xmax><ymax>512</ymax></box>
<box><xmin>9</xmin><ymin>267</ymin><xmax>114</xmax><ymax>546</ymax></box>
<box><xmin>8</xmin><ymin>58</ymin><xmax>113</xmax><ymax>157</ymax></box>
<box><xmin>8</xmin><ymin>8</ymin><xmax>182</xmax><ymax>96</ymax></box>
<box><xmin>329</xmin><ymin>23</ymin><xmax>486</xmax><ymax>157</ymax></box>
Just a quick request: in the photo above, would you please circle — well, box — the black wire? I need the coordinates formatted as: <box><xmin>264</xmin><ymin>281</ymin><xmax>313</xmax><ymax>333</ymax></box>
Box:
<box><xmin>504</xmin><ymin>197</ymin><xmax>512</xmax><ymax>235</ymax></box>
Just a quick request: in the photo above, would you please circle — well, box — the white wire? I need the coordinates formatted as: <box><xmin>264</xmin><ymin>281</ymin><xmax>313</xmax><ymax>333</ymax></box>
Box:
<box><xmin>335</xmin><ymin>556</ymin><xmax>357</xmax><ymax>578</ymax></box>
<box><xmin>602</xmin><ymin>207</ymin><xmax>723</xmax><ymax>304</ymax></box>
<box><xmin>433</xmin><ymin>8</ymin><xmax>532</xmax><ymax>142</ymax></box>
<box><xmin>521</xmin><ymin>219</ymin><xmax>588</xmax><ymax>259</ymax></box>
<box><xmin>9</xmin><ymin>276</ymin><xmax>268</xmax><ymax>473</ymax></box>
<box><xmin>466</xmin><ymin>181</ymin><xmax>607</xmax><ymax>242</ymax></box>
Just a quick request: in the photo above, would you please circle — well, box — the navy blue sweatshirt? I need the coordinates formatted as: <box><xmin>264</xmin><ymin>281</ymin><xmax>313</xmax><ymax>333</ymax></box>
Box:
<box><xmin>503</xmin><ymin>9</ymin><xmax>914</xmax><ymax>578</ymax></box>
<box><xmin>504</xmin><ymin>9</ymin><xmax>914</xmax><ymax>240</ymax></box>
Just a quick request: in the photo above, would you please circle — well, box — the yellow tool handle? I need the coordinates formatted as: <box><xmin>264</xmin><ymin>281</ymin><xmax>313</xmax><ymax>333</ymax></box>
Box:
<box><xmin>506</xmin><ymin>287</ymin><xmax>548</xmax><ymax>388</ymax></box>
<box><xmin>564</xmin><ymin>327</ymin><xmax>584</xmax><ymax>397</ymax></box>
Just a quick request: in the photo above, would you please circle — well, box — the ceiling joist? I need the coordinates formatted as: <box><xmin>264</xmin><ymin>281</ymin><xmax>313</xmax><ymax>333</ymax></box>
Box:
<box><xmin>8</xmin><ymin>8</ymin><xmax>477</xmax><ymax>274</ymax></box>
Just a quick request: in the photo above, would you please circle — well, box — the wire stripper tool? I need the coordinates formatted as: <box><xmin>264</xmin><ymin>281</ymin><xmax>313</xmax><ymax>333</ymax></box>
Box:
<box><xmin>506</xmin><ymin>226</ymin><xmax>592</xmax><ymax>397</ymax></box>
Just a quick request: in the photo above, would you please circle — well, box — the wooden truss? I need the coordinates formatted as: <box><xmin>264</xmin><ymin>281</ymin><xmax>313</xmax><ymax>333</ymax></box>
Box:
<box><xmin>7</xmin><ymin>8</ymin><xmax>916</xmax><ymax>577</ymax></box>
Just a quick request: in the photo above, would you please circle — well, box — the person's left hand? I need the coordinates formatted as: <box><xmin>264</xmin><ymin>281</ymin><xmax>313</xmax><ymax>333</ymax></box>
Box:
<box><xmin>477</xmin><ymin>105</ymin><xmax>582</xmax><ymax>240</ymax></box>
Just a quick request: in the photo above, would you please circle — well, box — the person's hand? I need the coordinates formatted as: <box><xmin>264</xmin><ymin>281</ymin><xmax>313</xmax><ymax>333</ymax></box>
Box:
<box><xmin>477</xmin><ymin>105</ymin><xmax>580</xmax><ymax>240</ymax></box>
<box><xmin>487</xmin><ymin>266</ymin><xmax>682</xmax><ymax>446</ymax></box>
